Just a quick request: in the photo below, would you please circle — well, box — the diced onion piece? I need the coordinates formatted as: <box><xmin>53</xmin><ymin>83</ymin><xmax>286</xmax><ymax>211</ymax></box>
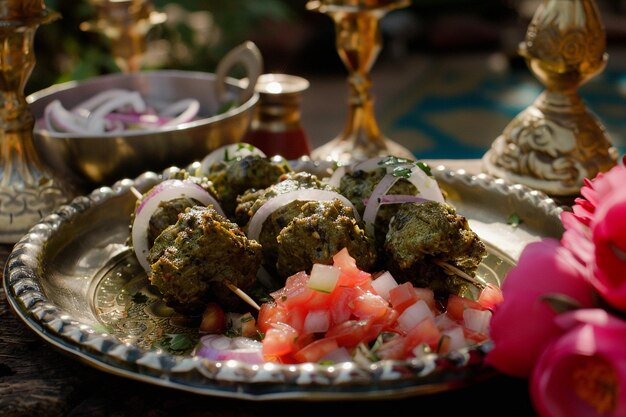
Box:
<box><xmin>307</xmin><ymin>264</ymin><xmax>341</xmax><ymax>293</ymax></box>
<box><xmin>246</xmin><ymin>189</ymin><xmax>361</xmax><ymax>242</ymax></box>
<box><xmin>441</xmin><ymin>325</ymin><xmax>467</xmax><ymax>352</ymax></box>
<box><xmin>196</xmin><ymin>334</ymin><xmax>264</xmax><ymax>364</ymax></box>
<box><xmin>463</xmin><ymin>308</ymin><xmax>492</xmax><ymax>335</ymax></box>
<box><xmin>395</xmin><ymin>299</ymin><xmax>435</xmax><ymax>334</ymax></box>
<box><xmin>303</xmin><ymin>309</ymin><xmax>331</xmax><ymax>334</ymax></box>
<box><xmin>199</xmin><ymin>143</ymin><xmax>266</xmax><ymax>175</ymax></box>
<box><xmin>370</xmin><ymin>271</ymin><xmax>398</xmax><ymax>301</ymax></box>
<box><xmin>131</xmin><ymin>179</ymin><xmax>224</xmax><ymax>272</ymax></box>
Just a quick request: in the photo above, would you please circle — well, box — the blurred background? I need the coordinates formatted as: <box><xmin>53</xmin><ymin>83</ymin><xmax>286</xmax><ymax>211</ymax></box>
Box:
<box><xmin>28</xmin><ymin>0</ymin><xmax>626</xmax><ymax>158</ymax></box>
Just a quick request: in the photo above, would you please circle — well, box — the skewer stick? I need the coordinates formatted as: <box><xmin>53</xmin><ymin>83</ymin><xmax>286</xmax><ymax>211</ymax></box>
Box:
<box><xmin>129</xmin><ymin>184</ymin><xmax>261</xmax><ymax>311</ymax></box>
<box><xmin>225</xmin><ymin>281</ymin><xmax>261</xmax><ymax>311</ymax></box>
<box><xmin>130</xmin><ymin>186</ymin><xmax>143</xmax><ymax>200</ymax></box>
<box><xmin>434</xmin><ymin>259</ymin><xmax>487</xmax><ymax>290</ymax></box>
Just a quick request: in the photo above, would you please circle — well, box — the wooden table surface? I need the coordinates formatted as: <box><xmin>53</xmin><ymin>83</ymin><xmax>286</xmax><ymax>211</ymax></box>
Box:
<box><xmin>0</xmin><ymin>159</ymin><xmax>542</xmax><ymax>417</ymax></box>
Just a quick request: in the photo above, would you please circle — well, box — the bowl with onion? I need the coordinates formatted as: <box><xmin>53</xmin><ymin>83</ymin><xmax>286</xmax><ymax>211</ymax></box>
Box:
<box><xmin>27</xmin><ymin>42</ymin><xmax>262</xmax><ymax>189</ymax></box>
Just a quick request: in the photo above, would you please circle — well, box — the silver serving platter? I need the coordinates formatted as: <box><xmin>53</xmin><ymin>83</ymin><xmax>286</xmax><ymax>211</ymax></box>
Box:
<box><xmin>3</xmin><ymin>162</ymin><xmax>564</xmax><ymax>401</ymax></box>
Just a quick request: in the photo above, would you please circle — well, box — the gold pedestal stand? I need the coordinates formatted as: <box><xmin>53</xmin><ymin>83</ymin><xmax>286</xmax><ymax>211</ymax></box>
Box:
<box><xmin>482</xmin><ymin>0</ymin><xmax>618</xmax><ymax>196</ymax></box>
<box><xmin>0</xmin><ymin>3</ymin><xmax>76</xmax><ymax>243</ymax></box>
<box><xmin>81</xmin><ymin>0</ymin><xmax>166</xmax><ymax>72</ymax></box>
<box><xmin>306</xmin><ymin>0</ymin><xmax>415</xmax><ymax>164</ymax></box>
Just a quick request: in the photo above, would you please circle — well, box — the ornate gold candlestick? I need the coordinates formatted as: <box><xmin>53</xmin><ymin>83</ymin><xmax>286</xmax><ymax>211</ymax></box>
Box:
<box><xmin>81</xmin><ymin>0</ymin><xmax>166</xmax><ymax>72</ymax></box>
<box><xmin>482</xmin><ymin>0</ymin><xmax>618</xmax><ymax>196</ymax></box>
<box><xmin>0</xmin><ymin>1</ymin><xmax>75</xmax><ymax>243</ymax></box>
<box><xmin>306</xmin><ymin>0</ymin><xmax>415</xmax><ymax>164</ymax></box>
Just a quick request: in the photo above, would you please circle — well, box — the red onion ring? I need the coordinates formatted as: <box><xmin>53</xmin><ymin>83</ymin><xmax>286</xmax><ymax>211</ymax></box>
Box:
<box><xmin>160</xmin><ymin>99</ymin><xmax>200</xmax><ymax>127</ymax></box>
<box><xmin>44</xmin><ymin>100</ymin><xmax>91</xmax><ymax>134</ymax></box>
<box><xmin>195</xmin><ymin>334</ymin><xmax>264</xmax><ymax>364</ymax></box>
<box><xmin>86</xmin><ymin>91</ymin><xmax>147</xmax><ymax>133</ymax></box>
<box><xmin>131</xmin><ymin>179</ymin><xmax>224</xmax><ymax>272</ymax></box>
<box><xmin>246</xmin><ymin>189</ymin><xmax>361</xmax><ymax>242</ymax></box>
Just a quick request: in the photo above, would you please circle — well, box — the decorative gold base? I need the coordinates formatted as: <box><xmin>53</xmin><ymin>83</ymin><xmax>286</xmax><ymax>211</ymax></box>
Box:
<box><xmin>311</xmin><ymin>135</ymin><xmax>414</xmax><ymax>164</ymax></box>
<box><xmin>482</xmin><ymin>90</ymin><xmax>619</xmax><ymax>196</ymax></box>
<box><xmin>483</xmin><ymin>0</ymin><xmax>618</xmax><ymax>196</ymax></box>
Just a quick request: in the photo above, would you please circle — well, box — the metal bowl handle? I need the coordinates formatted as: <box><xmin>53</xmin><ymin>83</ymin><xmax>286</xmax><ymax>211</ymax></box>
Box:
<box><xmin>215</xmin><ymin>41</ymin><xmax>263</xmax><ymax>105</ymax></box>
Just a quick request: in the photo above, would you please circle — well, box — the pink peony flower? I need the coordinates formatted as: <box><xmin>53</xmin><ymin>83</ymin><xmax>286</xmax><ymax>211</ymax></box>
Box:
<box><xmin>589</xmin><ymin>185</ymin><xmax>626</xmax><ymax>311</ymax></box>
<box><xmin>485</xmin><ymin>239</ymin><xmax>595</xmax><ymax>378</ymax></box>
<box><xmin>530</xmin><ymin>309</ymin><xmax>626</xmax><ymax>417</ymax></box>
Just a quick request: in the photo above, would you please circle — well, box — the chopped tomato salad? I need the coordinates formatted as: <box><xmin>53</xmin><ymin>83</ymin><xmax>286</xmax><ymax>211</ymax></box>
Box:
<box><xmin>256</xmin><ymin>248</ymin><xmax>501</xmax><ymax>364</ymax></box>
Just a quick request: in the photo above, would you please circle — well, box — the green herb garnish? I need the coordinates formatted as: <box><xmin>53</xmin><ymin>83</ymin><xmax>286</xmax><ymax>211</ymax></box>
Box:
<box><xmin>507</xmin><ymin>213</ymin><xmax>522</xmax><ymax>228</ymax></box>
<box><xmin>158</xmin><ymin>333</ymin><xmax>194</xmax><ymax>353</ymax></box>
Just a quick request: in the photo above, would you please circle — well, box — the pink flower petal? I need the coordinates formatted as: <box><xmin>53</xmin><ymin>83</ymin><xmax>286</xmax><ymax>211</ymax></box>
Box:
<box><xmin>485</xmin><ymin>239</ymin><xmax>595</xmax><ymax>378</ymax></box>
<box><xmin>530</xmin><ymin>310</ymin><xmax>626</xmax><ymax>417</ymax></box>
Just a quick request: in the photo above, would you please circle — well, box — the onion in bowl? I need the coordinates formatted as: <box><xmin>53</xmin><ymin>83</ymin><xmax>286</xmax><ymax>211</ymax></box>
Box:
<box><xmin>131</xmin><ymin>179</ymin><xmax>224</xmax><ymax>271</ymax></box>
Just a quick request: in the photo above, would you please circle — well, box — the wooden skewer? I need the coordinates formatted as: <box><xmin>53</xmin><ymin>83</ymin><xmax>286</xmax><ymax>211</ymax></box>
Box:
<box><xmin>129</xmin><ymin>184</ymin><xmax>262</xmax><ymax>311</ymax></box>
<box><xmin>434</xmin><ymin>259</ymin><xmax>487</xmax><ymax>290</ymax></box>
<box><xmin>130</xmin><ymin>186</ymin><xmax>143</xmax><ymax>200</ymax></box>
<box><xmin>225</xmin><ymin>281</ymin><xmax>261</xmax><ymax>311</ymax></box>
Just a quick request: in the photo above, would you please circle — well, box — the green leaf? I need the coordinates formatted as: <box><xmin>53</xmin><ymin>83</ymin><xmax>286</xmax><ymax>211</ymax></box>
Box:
<box><xmin>540</xmin><ymin>293</ymin><xmax>582</xmax><ymax>314</ymax></box>
<box><xmin>159</xmin><ymin>333</ymin><xmax>194</xmax><ymax>352</ymax></box>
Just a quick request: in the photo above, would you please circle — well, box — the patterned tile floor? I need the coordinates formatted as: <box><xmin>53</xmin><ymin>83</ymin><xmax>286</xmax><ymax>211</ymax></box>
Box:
<box><xmin>301</xmin><ymin>48</ymin><xmax>626</xmax><ymax>161</ymax></box>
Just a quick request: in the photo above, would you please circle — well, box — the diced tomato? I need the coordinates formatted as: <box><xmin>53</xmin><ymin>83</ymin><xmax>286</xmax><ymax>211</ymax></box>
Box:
<box><xmin>199</xmin><ymin>302</ymin><xmax>226</xmax><ymax>334</ymax></box>
<box><xmin>293</xmin><ymin>337</ymin><xmax>339</xmax><ymax>363</ymax></box>
<box><xmin>256</xmin><ymin>302</ymin><xmax>286</xmax><ymax>334</ymax></box>
<box><xmin>477</xmin><ymin>283</ymin><xmax>504</xmax><ymax>311</ymax></box>
<box><xmin>389</xmin><ymin>282</ymin><xmax>419</xmax><ymax>313</ymax></box>
<box><xmin>413</xmin><ymin>287</ymin><xmax>437</xmax><ymax>312</ymax></box>
<box><xmin>445</xmin><ymin>294</ymin><xmax>486</xmax><ymax>322</ymax></box>
<box><xmin>262</xmin><ymin>323</ymin><xmax>299</xmax><ymax>358</ymax></box>
<box><xmin>329</xmin><ymin>285</ymin><xmax>361</xmax><ymax>323</ymax></box>
<box><xmin>333</xmin><ymin>248</ymin><xmax>372</xmax><ymax>288</ymax></box>
<box><xmin>326</xmin><ymin>319</ymin><xmax>378</xmax><ymax>347</ymax></box>
<box><xmin>284</xmin><ymin>305</ymin><xmax>307</xmax><ymax>333</ymax></box>
<box><xmin>271</xmin><ymin>271</ymin><xmax>314</xmax><ymax>308</ymax></box>
<box><xmin>305</xmin><ymin>289</ymin><xmax>333</xmax><ymax>310</ymax></box>
<box><xmin>403</xmin><ymin>316</ymin><xmax>442</xmax><ymax>355</ymax></box>
<box><xmin>463</xmin><ymin>327</ymin><xmax>490</xmax><ymax>344</ymax></box>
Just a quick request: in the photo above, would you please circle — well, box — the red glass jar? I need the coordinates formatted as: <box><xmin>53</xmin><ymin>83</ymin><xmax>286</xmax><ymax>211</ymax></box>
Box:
<box><xmin>244</xmin><ymin>73</ymin><xmax>311</xmax><ymax>160</ymax></box>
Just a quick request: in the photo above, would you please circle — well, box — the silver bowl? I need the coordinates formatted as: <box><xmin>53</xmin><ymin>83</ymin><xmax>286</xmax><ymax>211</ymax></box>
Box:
<box><xmin>27</xmin><ymin>69</ymin><xmax>259</xmax><ymax>189</ymax></box>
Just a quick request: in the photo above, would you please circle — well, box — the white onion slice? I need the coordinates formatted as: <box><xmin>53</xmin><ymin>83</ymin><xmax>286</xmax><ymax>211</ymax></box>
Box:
<box><xmin>44</xmin><ymin>100</ymin><xmax>91</xmax><ymax>134</ymax></box>
<box><xmin>87</xmin><ymin>91</ymin><xmax>147</xmax><ymax>133</ymax></box>
<box><xmin>246</xmin><ymin>189</ymin><xmax>361</xmax><ymax>242</ymax></box>
<box><xmin>196</xmin><ymin>334</ymin><xmax>264</xmax><ymax>364</ymax></box>
<box><xmin>131</xmin><ymin>179</ymin><xmax>224</xmax><ymax>272</ymax></box>
<box><xmin>72</xmin><ymin>89</ymin><xmax>136</xmax><ymax>116</ymax></box>
<box><xmin>199</xmin><ymin>143</ymin><xmax>266</xmax><ymax>175</ymax></box>
<box><xmin>160</xmin><ymin>98</ymin><xmax>200</xmax><ymax>127</ymax></box>
<box><xmin>362</xmin><ymin>173</ymin><xmax>399</xmax><ymax>237</ymax></box>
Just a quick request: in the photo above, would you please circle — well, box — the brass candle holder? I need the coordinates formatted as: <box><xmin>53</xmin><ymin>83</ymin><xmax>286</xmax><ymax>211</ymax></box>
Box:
<box><xmin>0</xmin><ymin>1</ymin><xmax>76</xmax><ymax>243</ymax></box>
<box><xmin>482</xmin><ymin>0</ymin><xmax>618</xmax><ymax>196</ymax></box>
<box><xmin>306</xmin><ymin>0</ymin><xmax>415</xmax><ymax>164</ymax></box>
<box><xmin>81</xmin><ymin>0</ymin><xmax>166</xmax><ymax>72</ymax></box>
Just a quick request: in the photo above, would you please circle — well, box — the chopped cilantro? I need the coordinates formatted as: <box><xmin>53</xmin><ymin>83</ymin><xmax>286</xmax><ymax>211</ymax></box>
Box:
<box><xmin>158</xmin><ymin>333</ymin><xmax>194</xmax><ymax>353</ymax></box>
<box><xmin>507</xmin><ymin>213</ymin><xmax>522</xmax><ymax>228</ymax></box>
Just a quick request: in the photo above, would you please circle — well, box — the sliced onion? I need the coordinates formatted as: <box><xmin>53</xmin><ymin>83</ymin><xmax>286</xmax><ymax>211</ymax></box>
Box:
<box><xmin>195</xmin><ymin>334</ymin><xmax>264</xmax><ymax>364</ymax></box>
<box><xmin>246</xmin><ymin>189</ymin><xmax>361</xmax><ymax>242</ymax></box>
<box><xmin>160</xmin><ymin>98</ymin><xmax>200</xmax><ymax>127</ymax></box>
<box><xmin>72</xmin><ymin>89</ymin><xmax>136</xmax><ymax>116</ymax></box>
<box><xmin>325</xmin><ymin>165</ymin><xmax>347</xmax><ymax>188</ymax></box>
<box><xmin>199</xmin><ymin>143</ymin><xmax>266</xmax><ymax>175</ymax></box>
<box><xmin>362</xmin><ymin>173</ymin><xmax>399</xmax><ymax>237</ymax></box>
<box><xmin>131</xmin><ymin>179</ymin><xmax>224</xmax><ymax>272</ymax></box>
<box><xmin>363</xmin><ymin>194</ymin><xmax>429</xmax><ymax>205</ymax></box>
<box><xmin>44</xmin><ymin>100</ymin><xmax>91</xmax><ymax>134</ymax></box>
<box><xmin>86</xmin><ymin>91</ymin><xmax>147</xmax><ymax>133</ymax></box>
